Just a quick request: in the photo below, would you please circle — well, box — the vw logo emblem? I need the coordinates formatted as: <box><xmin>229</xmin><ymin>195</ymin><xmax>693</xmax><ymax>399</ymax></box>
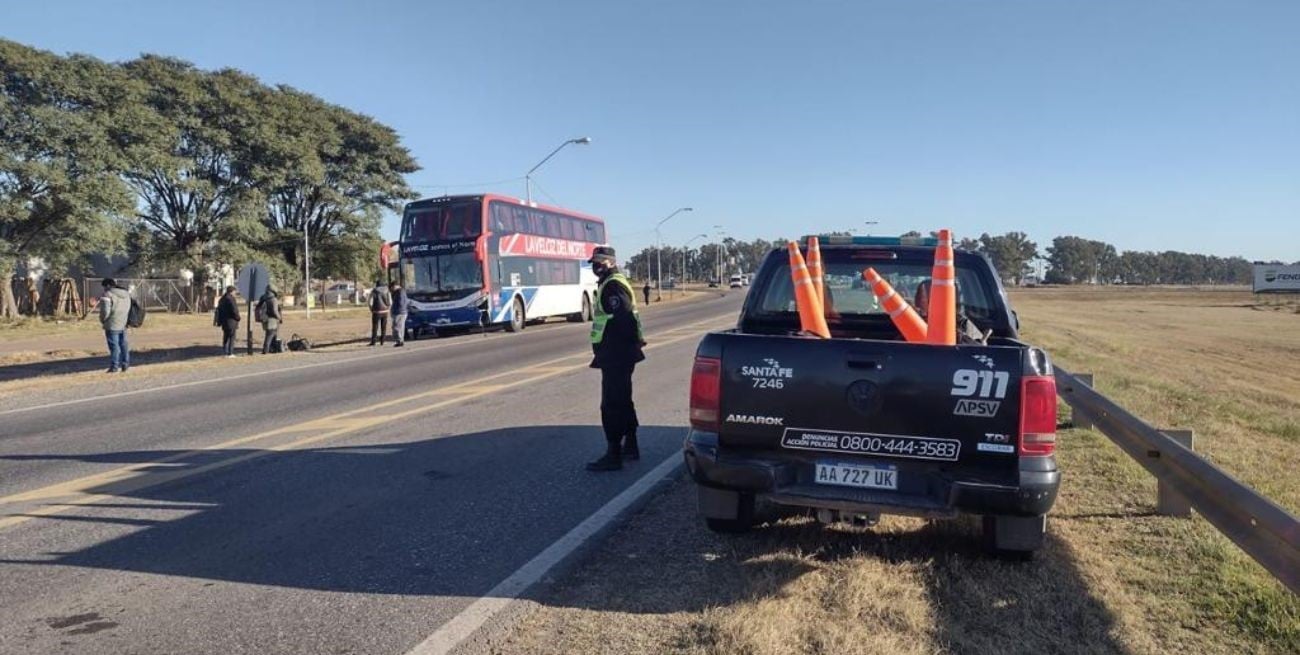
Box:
<box><xmin>846</xmin><ymin>380</ymin><xmax>882</xmax><ymax>416</ymax></box>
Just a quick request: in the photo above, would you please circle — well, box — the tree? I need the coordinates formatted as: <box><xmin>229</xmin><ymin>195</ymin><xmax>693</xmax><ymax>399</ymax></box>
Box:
<box><xmin>977</xmin><ymin>232</ymin><xmax>1038</xmax><ymax>285</ymax></box>
<box><xmin>1046</xmin><ymin>236</ymin><xmax>1114</xmax><ymax>284</ymax></box>
<box><xmin>0</xmin><ymin>40</ymin><xmax>132</xmax><ymax>318</ymax></box>
<box><xmin>119</xmin><ymin>56</ymin><xmax>269</xmax><ymax>274</ymax></box>
<box><xmin>257</xmin><ymin>88</ymin><xmax>417</xmax><ymax>286</ymax></box>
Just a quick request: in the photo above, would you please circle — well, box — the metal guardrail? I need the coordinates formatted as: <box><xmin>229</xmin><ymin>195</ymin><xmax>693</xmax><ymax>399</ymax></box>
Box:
<box><xmin>1055</xmin><ymin>366</ymin><xmax>1300</xmax><ymax>595</ymax></box>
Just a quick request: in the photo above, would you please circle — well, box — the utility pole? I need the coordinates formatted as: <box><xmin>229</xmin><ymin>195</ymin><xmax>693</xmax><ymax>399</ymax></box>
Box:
<box><xmin>304</xmin><ymin>221</ymin><xmax>311</xmax><ymax>318</ymax></box>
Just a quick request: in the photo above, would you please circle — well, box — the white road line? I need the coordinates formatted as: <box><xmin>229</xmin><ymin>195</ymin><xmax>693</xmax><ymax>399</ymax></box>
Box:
<box><xmin>0</xmin><ymin>331</ymin><xmax>511</xmax><ymax>418</ymax></box>
<box><xmin>404</xmin><ymin>453</ymin><xmax>683</xmax><ymax>655</ymax></box>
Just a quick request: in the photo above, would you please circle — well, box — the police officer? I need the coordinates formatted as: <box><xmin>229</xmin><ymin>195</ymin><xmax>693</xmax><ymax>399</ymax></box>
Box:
<box><xmin>586</xmin><ymin>246</ymin><xmax>646</xmax><ymax>471</ymax></box>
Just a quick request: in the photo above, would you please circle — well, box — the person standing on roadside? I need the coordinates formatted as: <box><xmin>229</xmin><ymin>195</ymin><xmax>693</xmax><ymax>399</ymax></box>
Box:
<box><xmin>642</xmin><ymin>280</ymin><xmax>652</xmax><ymax>306</ymax></box>
<box><xmin>368</xmin><ymin>279</ymin><xmax>392</xmax><ymax>346</ymax></box>
<box><xmin>99</xmin><ymin>278</ymin><xmax>132</xmax><ymax>373</ymax></box>
<box><xmin>215</xmin><ymin>286</ymin><xmax>241</xmax><ymax>358</ymax></box>
<box><xmin>585</xmin><ymin>246</ymin><xmax>646</xmax><ymax>472</ymax></box>
<box><xmin>257</xmin><ymin>287</ymin><xmax>282</xmax><ymax>354</ymax></box>
<box><xmin>389</xmin><ymin>281</ymin><xmax>408</xmax><ymax>347</ymax></box>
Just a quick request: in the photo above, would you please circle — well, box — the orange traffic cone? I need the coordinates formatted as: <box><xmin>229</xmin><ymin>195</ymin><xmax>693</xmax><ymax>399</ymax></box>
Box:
<box><xmin>787</xmin><ymin>242</ymin><xmax>830</xmax><ymax>338</ymax></box>
<box><xmin>806</xmin><ymin>236</ymin><xmax>825</xmax><ymax>308</ymax></box>
<box><xmin>863</xmin><ymin>267</ymin><xmax>928</xmax><ymax>343</ymax></box>
<box><xmin>926</xmin><ymin>229</ymin><xmax>957</xmax><ymax>345</ymax></box>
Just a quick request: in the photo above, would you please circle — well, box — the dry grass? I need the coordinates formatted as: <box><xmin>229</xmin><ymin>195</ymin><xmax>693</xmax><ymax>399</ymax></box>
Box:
<box><xmin>498</xmin><ymin>286</ymin><xmax>1297</xmax><ymax>655</ymax></box>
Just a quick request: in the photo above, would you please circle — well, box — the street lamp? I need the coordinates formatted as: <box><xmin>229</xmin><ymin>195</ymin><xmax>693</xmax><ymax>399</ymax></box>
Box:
<box><xmin>525</xmin><ymin>137</ymin><xmax>591</xmax><ymax>205</ymax></box>
<box><xmin>655</xmin><ymin>207</ymin><xmax>693</xmax><ymax>301</ymax></box>
<box><xmin>713</xmin><ymin>225</ymin><xmax>726</xmax><ymax>284</ymax></box>
<box><xmin>682</xmin><ymin>233</ymin><xmax>708</xmax><ymax>284</ymax></box>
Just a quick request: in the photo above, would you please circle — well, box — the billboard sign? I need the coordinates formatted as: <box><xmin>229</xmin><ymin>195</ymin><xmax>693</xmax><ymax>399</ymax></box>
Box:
<box><xmin>1253</xmin><ymin>264</ymin><xmax>1300</xmax><ymax>293</ymax></box>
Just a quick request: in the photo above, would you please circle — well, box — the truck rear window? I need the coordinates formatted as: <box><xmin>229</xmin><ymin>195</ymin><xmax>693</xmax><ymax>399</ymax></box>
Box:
<box><xmin>753</xmin><ymin>255</ymin><xmax>1000</xmax><ymax>326</ymax></box>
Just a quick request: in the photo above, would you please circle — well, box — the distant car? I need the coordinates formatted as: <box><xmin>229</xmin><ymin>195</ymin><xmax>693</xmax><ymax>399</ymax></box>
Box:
<box><xmin>321</xmin><ymin>282</ymin><xmax>365</xmax><ymax>305</ymax></box>
<box><xmin>729</xmin><ymin>274</ymin><xmax>744</xmax><ymax>288</ymax></box>
<box><xmin>708</xmin><ymin>279</ymin><xmax>720</xmax><ymax>288</ymax></box>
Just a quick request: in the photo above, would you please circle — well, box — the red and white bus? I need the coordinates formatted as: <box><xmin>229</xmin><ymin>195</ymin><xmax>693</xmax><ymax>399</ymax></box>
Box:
<box><xmin>398</xmin><ymin>194</ymin><xmax>606</xmax><ymax>335</ymax></box>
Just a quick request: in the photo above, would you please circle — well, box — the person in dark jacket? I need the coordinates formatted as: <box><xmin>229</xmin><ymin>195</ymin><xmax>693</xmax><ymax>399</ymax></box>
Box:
<box><xmin>642</xmin><ymin>281</ymin><xmax>652</xmax><ymax>305</ymax></box>
<box><xmin>389</xmin><ymin>281</ymin><xmax>409</xmax><ymax>347</ymax></box>
<box><xmin>257</xmin><ymin>287</ymin><xmax>283</xmax><ymax>354</ymax></box>
<box><xmin>586</xmin><ymin>246</ymin><xmax>646</xmax><ymax>471</ymax></box>
<box><xmin>368</xmin><ymin>280</ymin><xmax>392</xmax><ymax>346</ymax></box>
<box><xmin>215</xmin><ymin>286</ymin><xmax>241</xmax><ymax>357</ymax></box>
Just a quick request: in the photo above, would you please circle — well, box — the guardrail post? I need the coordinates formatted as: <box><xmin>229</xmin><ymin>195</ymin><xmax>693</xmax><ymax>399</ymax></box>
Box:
<box><xmin>1156</xmin><ymin>429</ymin><xmax>1195</xmax><ymax>517</ymax></box>
<box><xmin>1072</xmin><ymin>373</ymin><xmax>1095</xmax><ymax>430</ymax></box>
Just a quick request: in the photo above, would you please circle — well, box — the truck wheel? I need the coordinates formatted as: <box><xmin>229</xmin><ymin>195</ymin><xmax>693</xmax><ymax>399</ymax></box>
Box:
<box><xmin>982</xmin><ymin>515</ymin><xmax>1045</xmax><ymax>561</ymax></box>
<box><xmin>700</xmin><ymin>488</ymin><xmax>755</xmax><ymax>534</ymax></box>
<box><xmin>505</xmin><ymin>297</ymin><xmax>525</xmax><ymax>332</ymax></box>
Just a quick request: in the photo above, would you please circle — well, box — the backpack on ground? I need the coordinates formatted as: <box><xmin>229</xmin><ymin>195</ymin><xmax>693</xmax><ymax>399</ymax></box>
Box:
<box><xmin>127</xmin><ymin>298</ymin><xmax>146</xmax><ymax>328</ymax></box>
<box><xmin>269</xmin><ymin>336</ymin><xmax>284</xmax><ymax>354</ymax></box>
<box><xmin>287</xmin><ymin>333</ymin><xmax>312</xmax><ymax>352</ymax></box>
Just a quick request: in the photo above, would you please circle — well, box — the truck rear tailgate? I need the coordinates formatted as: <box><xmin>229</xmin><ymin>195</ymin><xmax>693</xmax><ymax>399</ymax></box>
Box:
<box><xmin>716</xmin><ymin>332</ymin><xmax>1025</xmax><ymax>482</ymax></box>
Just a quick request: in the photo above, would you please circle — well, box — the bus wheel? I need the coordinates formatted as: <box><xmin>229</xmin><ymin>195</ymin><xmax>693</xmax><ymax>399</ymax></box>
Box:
<box><xmin>506</xmin><ymin>297</ymin><xmax>525</xmax><ymax>332</ymax></box>
<box><xmin>567</xmin><ymin>293</ymin><xmax>591</xmax><ymax>323</ymax></box>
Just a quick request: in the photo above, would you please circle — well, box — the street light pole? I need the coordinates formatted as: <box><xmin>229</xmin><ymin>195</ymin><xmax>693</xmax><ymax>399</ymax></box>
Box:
<box><xmin>682</xmin><ymin>233</ymin><xmax>707</xmax><ymax>284</ymax></box>
<box><xmin>304</xmin><ymin>221</ymin><xmax>311</xmax><ymax>319</ymax></box>
<box><xmin>713</xmin><ymin>225</ymin><xmax>726</xmax><ymax>284</ymax></box>
<box><xmin>654</xmin><ymin>207</ymin><xmax>692</xmax><ymax>301</ymax></box>
<box><xmin>525</xmin><ymin>137</ymin><xmax>591</xmax><ymax>206</ymax></box>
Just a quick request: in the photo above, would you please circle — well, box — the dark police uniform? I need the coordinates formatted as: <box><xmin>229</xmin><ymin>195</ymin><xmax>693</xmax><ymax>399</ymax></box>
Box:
<box><xmin>587</xmin><ymin>247</ymin><xmax>645</xmax><ymax>471</ymax></box>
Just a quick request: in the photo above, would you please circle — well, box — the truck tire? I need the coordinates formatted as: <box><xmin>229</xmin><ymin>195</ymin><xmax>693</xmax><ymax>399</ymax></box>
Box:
<box><xmin>700</xmin><ymin>487</ymin><xmax>755</xmax><ymax>534</ymax></box>
<box><xmin>982</xmin><ymin>514</ymin><xmax>1045</xmax><ymax>561</ymax></box>
<box><xmin>505</xmin><ymin>297</ymin><xmax>525</xmax><ymax>333</ymax></box>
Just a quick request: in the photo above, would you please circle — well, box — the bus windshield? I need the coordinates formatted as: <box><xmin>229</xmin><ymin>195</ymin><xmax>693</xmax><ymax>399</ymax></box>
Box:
<box><xmin>406</xmin><ymin>251</ymin><xmax>483</xmax><ymax>300</ymax></box>
<box><xmin>403</xmin><ymin>201</ymin><xmax>482</xmax><ymax>241</ymax></box>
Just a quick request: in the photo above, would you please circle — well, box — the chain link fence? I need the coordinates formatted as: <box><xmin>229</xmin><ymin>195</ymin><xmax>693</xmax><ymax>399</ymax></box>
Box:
<box><xmin>83</xmin><ymin>278</ymin><xmax>198</xmax><ymax>316</ymax></box>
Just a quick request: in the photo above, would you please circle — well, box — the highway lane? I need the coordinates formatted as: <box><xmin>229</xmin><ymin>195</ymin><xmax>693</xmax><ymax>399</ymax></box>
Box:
<box><xmin>0</xmin><ymin>292</ymin><xmax>736</xmax><ymax>495</ymax></box>
<box><xmin>0</xmin><ymin>291</ymin><xmax>744</xmax><ymax>654</ymax></box>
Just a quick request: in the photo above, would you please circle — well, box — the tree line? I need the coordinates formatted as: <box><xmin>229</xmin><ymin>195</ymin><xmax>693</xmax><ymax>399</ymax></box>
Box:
<box><xmin>625</xmin><ymin>231</ymin><xmax>1255</xmax><ymax>287</ymax></box>
<box><xmin>0</xmin><ymin>39</ymin><xmax>418</xmax><ymax>318</ymax></box>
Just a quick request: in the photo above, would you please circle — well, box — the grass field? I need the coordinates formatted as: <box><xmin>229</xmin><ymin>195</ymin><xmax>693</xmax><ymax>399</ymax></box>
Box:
<box><xmin>499</xmin><ymin>286</ymin><xmax>1298</xmax><ymax>655</ymax></box>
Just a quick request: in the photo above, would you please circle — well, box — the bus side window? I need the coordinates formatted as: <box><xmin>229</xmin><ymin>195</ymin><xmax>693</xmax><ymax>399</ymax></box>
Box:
<box><xmin>491</xmin><ymin>203</ymin><xmax>509</xmax><ymax>232</ymax></box>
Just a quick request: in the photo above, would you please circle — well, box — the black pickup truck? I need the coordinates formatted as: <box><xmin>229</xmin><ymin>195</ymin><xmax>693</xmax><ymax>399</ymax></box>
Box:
<box><xmin>683</xmin><ymin>236</ymin><xmax>1059</xmax><ymax>557</ymax></box>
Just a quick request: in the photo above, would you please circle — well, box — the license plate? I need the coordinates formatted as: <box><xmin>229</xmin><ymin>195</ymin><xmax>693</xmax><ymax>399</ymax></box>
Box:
<box><xmin>814</xmin><ymin>462</ymin><xmax>897</xmax><ymax>490</ymax></box>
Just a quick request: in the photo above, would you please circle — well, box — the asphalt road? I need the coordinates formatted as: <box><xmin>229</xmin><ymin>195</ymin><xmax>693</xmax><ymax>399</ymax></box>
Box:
<box><xmin>0</xmin><ymin>290</ymin><xmax>745</xmax><ymax>655</ymax></box>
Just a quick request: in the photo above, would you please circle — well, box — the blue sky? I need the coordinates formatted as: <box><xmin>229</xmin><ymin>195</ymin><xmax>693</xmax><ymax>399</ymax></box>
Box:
<box><xmin>5</xmin><ymin>0</ymin><xmax>1297</xmax><ymax>261</ymax></box>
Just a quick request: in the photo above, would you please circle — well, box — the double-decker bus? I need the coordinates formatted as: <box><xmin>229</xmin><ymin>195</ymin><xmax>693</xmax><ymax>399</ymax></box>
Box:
<box><xmin>397</xmin><ymin>194</ymin><xmax>606</xmax><ymax>336</ymax></box>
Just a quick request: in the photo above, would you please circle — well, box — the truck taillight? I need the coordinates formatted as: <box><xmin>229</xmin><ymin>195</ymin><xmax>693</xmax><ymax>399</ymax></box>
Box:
<box><xmin>689</xmin><ymin>356</ymin><xmax>722</xmax><ymax>431</ymax></box>
<box><xmin>1019</xmin><ymin>376</ymin><xmax>1057</xmax><ymax>457</ymax></box>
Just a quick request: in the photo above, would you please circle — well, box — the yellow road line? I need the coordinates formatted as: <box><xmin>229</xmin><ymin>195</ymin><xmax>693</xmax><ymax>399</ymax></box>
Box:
<box><xmin>0</xmin><ymin>316</ymin><xmax>731</xmax><ymax>531</ymax></box>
